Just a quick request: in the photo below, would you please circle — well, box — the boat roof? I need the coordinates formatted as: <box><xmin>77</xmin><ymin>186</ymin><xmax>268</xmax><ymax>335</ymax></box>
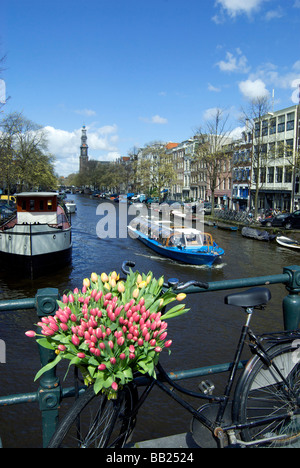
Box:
<box><xmin>16</xmin><ymin>192</ymin><xmax>58</xmax><ymax>198</ymax></box>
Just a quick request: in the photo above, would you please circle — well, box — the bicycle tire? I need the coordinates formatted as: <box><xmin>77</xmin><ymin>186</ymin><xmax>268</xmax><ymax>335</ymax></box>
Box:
<box><xmin>233</xmin><ymin>342</ymin><xmax>300</xmax><ymax>447</ymax></box>
<box><xmin>48</xmin><ymin>383</ymin><xmax>138</xmax><ymax>448</ymax></box>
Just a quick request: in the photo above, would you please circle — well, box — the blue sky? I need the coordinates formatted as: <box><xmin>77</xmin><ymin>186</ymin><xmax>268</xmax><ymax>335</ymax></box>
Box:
<box><xmin>2</xmin><ymin>0</ymin><xmax>300</xmax><ymax>176</ymax></box>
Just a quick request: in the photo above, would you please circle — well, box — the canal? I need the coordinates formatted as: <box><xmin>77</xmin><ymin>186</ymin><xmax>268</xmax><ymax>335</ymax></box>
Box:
<box><xmin>0</xmin><ymin>194</ymin><xmax>298</xmax><ymax>447</ymax></box>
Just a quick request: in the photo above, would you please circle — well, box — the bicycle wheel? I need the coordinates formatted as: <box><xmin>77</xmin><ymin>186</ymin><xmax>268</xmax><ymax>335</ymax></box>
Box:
<box><xmin>48</xmin><ymin>383</ymin><xmax>138</xmax><ymax>448</ymax></box>
<box><xmin>233</xmin><ymin>342</ymin><xmax>300</xmax><ymax>447</ymax></box>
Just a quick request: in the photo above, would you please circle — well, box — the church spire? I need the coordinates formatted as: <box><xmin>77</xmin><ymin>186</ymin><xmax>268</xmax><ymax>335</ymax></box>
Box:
<box><xmin>79</xmin><ymin>125</ymin><xmax>89</xmax><ymax>172</ymax></box>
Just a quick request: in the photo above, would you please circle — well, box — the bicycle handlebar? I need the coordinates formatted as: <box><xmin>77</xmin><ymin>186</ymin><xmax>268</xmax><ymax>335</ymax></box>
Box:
<box><xmin>121</xmin><ymin>260</ymin><xmax>209</xmax><ymax>291</ymax></box>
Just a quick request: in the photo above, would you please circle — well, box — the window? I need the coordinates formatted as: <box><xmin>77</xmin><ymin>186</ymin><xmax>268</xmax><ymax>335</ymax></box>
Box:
<box><xmin>287</xmin><ymin>112</ymin><xmax>295</xmax><ymax>131</ymax></box>
<box><xmin>268</xmin><ymin>167</ymin><xmax>274</xmax><ymax>183</ymax></box>
<box><xmin>276</xmin><ymin>167</ymin><xmax>283</xmax><ymax>183</ymax></box>
<box><xmin>30</xmin><ymin>200</ymin><xmax>35</xmax><ymax>211</ymax></box>
<box><xmin>269</xmin><ymin>118</ymin><xmax>276</xmax><ymax>135</ymax></box>
<box><xmin>277</xmin><ymin>115</ymin><xmax>285</xmax><ymax>133</ymax></box>
<box><xmin>47</xmin><ymin>200</ymin><xmax>53</xmax><ymax>210</ymax></box>
<box><xmin>262</xmin><ymin>120</ymin><xmax>268</xmax><ymax>136</ymax></box>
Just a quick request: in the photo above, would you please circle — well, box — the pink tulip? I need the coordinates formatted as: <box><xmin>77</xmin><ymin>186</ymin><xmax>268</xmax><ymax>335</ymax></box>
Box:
<box><xmin>117</xmin><ymin>336</ymin><xmax>125</xmax><ymax>346</ymax></box>
<box><xmin>138</xmin><ymin>338</ymin><xmax>143</xmax><ymax>346</ymax></box>
<box><xmin>110</xmin><ymin>357</ymin><xmax>116</xmax><ymax>365</ymax></box>
<box><xmin>25</xmin><ymin>330</ymin><xmax>36</xmax><ymax>337</ymax></box>
<box><xmin>62</xmin><ymin>294</ymin><xmax>68</xmax><ymax>303</ymax></box>
<box><xmin>111</xmin><ymin>382</ymin><xmax>118</xmax><ymax>391</ymax></box>
<box><xmin>155</xmin><ymin>346</ymin><xmax>162</xmax><ymax>352</ymax></box>
<box><xmin>60</xmin><ymin>323</ymin><xmax>69</xmax><ymax>332</ymax></box>
<box><xmin>58</xmin><ymin>344</ymin><xmax>66</xmax><ymax>351</ymax></box>
<box><xmin>68</xmin><ymin>294</ymin><xmax>74</xmax><ymax>303</ymax></box>
<box><xmin>119</xmin><ymin>353</ymin><xmax>126</xmax><ymax>360</ymax></box>
<box><xmin>165</xmin><ymin>340</ymin><xmax>172</xmax><ymax>348</ymax></box>
<box><xmin>77</xmin><ymin>352</ymin><xmax>86</xmax><ymax>359</ymax></box>
<box><xmin>72</xmin><ymin>334</ymin><xmax>80</xmax><ymax>346</ymax></box>
<box><xmin>98</xmin><ymin>363</ymin><xmax>106</xmax><ymax>371</ymax></box>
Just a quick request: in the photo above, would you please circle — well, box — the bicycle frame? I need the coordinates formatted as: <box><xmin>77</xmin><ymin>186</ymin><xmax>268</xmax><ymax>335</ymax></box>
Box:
<box><xmin>129</xmin><ymin>307</ymin><xmax>300</xmax><ymax>448</ymax></box>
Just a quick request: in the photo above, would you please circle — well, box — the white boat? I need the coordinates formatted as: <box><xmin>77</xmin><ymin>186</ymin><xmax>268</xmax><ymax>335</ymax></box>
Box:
<box><xmin>65</xmin><ymin>200</ymin><xmax>77</xmax><ymax>214</ymax></box>
<box><xmin>0</xmin><ymin>192</ymin><xmax>72</xmax><ymax>278</ymax></box>
<box><xmin>276</xmin><ymin>236</ymin><xmax>300</xmax><ymax>250</ymax></box>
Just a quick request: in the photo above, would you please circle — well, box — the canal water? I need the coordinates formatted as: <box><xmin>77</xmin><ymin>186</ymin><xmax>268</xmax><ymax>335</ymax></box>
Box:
<box><xmin>0</xmin><ymin>194</ymin><xmax>298</xmax><ymax>447</ymax></box>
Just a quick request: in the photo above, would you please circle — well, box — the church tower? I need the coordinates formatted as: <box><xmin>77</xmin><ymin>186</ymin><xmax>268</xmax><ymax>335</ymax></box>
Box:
<box><xmin>79</xmin><ymin>125</ymin><xmax>89</xmax><ymax>172</ymax></box>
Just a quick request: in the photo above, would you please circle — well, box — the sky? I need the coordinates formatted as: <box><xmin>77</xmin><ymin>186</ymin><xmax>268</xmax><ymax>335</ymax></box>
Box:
<box><xmin>2</xmin><ymin>0</ymin><xmax>300</xmax><ymax>177</ymax></box>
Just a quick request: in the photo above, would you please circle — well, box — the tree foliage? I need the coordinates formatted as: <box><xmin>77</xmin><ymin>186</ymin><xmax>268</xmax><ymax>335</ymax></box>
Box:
<box><xmin>0</xmin><ymin>112</ymin><xmax>57</xmax><ymax>194</ymax></box>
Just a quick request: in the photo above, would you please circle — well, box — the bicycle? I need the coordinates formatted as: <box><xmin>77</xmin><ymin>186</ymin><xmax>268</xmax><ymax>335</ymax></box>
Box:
<box><xmin>47</xmin><ymin>261</ymin><xmax>300</xmax><ymax>448</ymax></box>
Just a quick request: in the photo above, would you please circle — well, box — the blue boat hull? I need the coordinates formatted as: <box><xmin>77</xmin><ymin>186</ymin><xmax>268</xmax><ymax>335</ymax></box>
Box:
<box><xmin>136</xmin><ymin>232</ymin><xmax>224</xmax><ymax>266</ymax></box>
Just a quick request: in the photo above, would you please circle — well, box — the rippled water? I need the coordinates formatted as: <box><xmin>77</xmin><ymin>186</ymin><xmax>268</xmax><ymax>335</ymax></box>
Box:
<box><xmin>0</xmin><ymin>194</ymin><xmax>298</xmax><ymax>447</ymax></box>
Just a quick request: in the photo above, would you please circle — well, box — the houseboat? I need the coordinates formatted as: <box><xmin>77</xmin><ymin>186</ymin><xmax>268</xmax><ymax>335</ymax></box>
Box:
<box><xmin>128</xmin><ymin>217</ymin><xmax>224</xmax><ymax>266</ymax></box>
<box><xmin>0</xmin><ymin>192</ymin><xmax>72</xmax><ymax>278</ymax></box>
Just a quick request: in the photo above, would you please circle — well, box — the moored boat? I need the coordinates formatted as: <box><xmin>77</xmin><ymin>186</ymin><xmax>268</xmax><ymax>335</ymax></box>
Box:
<box><xmin>128</xmin><ymin>217</ymin><xmax>224</xmax><ymax>266</ymax></box>
<box><xmin>241</xmin><ymin>227</ymin><xmax>276</xmax><ymax>241</ymax></box>
<box><xmin>65</xmin><ymin>199</ymin><xmax>77</xmax><ymax>214</ymax></box>
<box><xmin>0</xmin><ymin>192</ymin><xmax>72</xmax><ymax>278</ymax></box>
<box><xmin>276</xmin><ymin>236</ymin><xmax>300</xmax><ymax>250</ymax></box>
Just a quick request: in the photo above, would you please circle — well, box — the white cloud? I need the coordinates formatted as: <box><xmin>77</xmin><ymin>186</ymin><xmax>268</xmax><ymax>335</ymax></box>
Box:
<box><xmin>139</xmin><ymin>114</ymin><xmax>168</xmax><ymax>124</ymax></box>
<box><xmin>214</xmin><ymin>0</ymin><xmax>265</xmax><ymax>18</ymax></box>
<box><xmin>208</xmin><ymin>83</ymin><xmax>221</xmax><ymax>92</ymax></box>
<box><xmin>216</xmin><ymin>50</ymin><xmax>250</xmax><ymax>73</ymax></box>
<box><xmin>238</xmin><ymin>79</ymin><xmax>270</xmax><ymax>99</ymax></box>
<box><xmin>44</xmin><ymin>125</ymin><xmax>120</xmax><ymax>176</ymax></box>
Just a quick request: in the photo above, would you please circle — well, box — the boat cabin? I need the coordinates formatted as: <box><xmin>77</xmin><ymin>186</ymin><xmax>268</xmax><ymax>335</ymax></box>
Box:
<box><xmin>16</xmin><ymin>192</ymin><xmax>58</xmax><ymax>224</ymax></box>
<box><xmin>134</xmin><ymin>217</ymin><xmax>213</xmax><ymax>249</ymax></box>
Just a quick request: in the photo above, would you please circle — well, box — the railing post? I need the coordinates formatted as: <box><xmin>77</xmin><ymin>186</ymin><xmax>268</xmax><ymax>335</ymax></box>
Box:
<box><xmin>35</xmin><ymin>288</ymin><xmax>62</xmax><ymax>448</ymax></box>
<box><xmin>282</xmin><ymin>266</ymin><xmax>300</xmax><ymax>331</ymax></box>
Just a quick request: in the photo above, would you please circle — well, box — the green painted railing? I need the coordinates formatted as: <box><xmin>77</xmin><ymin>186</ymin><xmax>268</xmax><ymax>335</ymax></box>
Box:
<box><xmin>0</xmin><ymin>265</ymin><xmax>299</xmax><ymax>447</ymax></box>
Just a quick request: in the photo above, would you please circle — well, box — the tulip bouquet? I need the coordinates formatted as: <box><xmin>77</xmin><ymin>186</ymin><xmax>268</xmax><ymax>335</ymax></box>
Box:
<box><xmin>26</xmin><ymin>269</ymin><xmax>188</xmax><ymax>399</ymax></box>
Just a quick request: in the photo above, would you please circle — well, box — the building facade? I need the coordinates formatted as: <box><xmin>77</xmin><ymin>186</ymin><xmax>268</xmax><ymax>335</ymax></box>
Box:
<box><xmin>251</xmin><ymin>104</ymin><xmax>300</xmax><ymax>212</ymax></box>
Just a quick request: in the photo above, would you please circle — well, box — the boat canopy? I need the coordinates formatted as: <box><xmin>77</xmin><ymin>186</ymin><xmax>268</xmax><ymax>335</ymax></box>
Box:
<box><xmin>132</xmin><ymin>217</ymin><xmax>213</xmax><ymax>248</ymax></box>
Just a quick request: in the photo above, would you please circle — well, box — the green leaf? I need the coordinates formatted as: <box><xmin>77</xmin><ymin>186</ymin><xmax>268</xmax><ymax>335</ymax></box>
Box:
<box><xmin>34</xmin><ymin>354</ymin><xmax>62</xmax><ymax>381</ymax></box>
<box><xmin>36</xmin><ymin>338</ymin><xmax>55</xmax><ymax>350</ymax></box>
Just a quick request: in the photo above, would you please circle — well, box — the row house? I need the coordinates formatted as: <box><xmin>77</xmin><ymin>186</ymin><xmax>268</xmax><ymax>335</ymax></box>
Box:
<box><xmin>252</xmin><ymin>104</ymin><xmax>300</xmax><ymax>212</ymax></box>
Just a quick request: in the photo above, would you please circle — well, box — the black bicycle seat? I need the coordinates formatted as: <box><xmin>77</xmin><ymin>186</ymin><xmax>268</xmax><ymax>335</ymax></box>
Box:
<box><xmin>224</xmin><ymin>287</ymin><xmax>271</xmax><ymax>308</ymax></box>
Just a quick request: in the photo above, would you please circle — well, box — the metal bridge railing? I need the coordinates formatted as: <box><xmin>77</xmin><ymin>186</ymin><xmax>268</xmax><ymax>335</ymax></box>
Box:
<box><xmin>0</xmin><ymin>265</ymin><xmax>300</xmax><ymax>447</ymax></box>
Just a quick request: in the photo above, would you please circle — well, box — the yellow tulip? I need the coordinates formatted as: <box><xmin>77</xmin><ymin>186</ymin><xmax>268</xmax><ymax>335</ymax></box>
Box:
<box><xmin>109</xmin><ymin>278</ymin><xmax>116</xmax><ymax>288</ymax></box>
<box><xmin>176</xmin><ymin>293</ymin><xmax>186</xmax><ymax>301</ymax></box>
<box><xmin>83</xmin><ymin>278</ymin><xmax>90</xmax><ymax>288</ymax></box>
<box><xmin>101</xmin><ymin>272</ymin><xmax>109</xmax><ymax>283</ymax></box>
<box><xmin>91</xmin><ymin>272</ymin><xmax>98</xmax><ymax>283</ymax></box>
<box><xmin>104</xmin><ymin>282</ymin><xmax>111</xmax><ymax>291</ymax></box>
<box><xmin>132</xmin><ymin>288</ymin><xmax>139</xmax><ymax>299</ymax></box>
<box><xmin>138</xmin><ymin>281</ymin><xmax>147</xmax><ymax>289</ymax></box>
<box><xmin>110</xmin><ymin>271</ymin><xmax>118</xmax><ymax>280</ymax></box>
<box><xmin>136</xmin><ymin>274</ymin><xmax>143</xmax><ymax>284</ymax></box>
<box><xmin>117</xmin><ymin>282</ymin><xmax>125</xmax><ymax>293</ymax></box>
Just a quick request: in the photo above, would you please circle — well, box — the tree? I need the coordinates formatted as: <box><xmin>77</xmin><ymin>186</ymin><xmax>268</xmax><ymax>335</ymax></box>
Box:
<box><xmin>0</xmin><ymin>112</ymin><xmax>58</xmax><ymax>193</ymax></box>
<box><xmin>240</xmin><ymin>96</ymin><xmax>271</xmax><ymax>218</ymax></box>
<box><xmin>136</xmin><ymin>143</ymin><xmax>177</xmax><ymax>198</ymax></box>
<box><xmin>193</xmin><ymin>109</ymin><xmax>232</xmax><ymax>217</ymax></box>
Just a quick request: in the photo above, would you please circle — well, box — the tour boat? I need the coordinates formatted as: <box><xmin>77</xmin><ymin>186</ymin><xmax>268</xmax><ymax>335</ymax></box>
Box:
<box><xmin>0</xmin><ymin>192</ymin><xmax>72</xmax><ymax>278</ymax></box>
<box><xmin>128</xmin><ymin>217</ymin><xmax>224</xmax><ymax>266</ymax></box>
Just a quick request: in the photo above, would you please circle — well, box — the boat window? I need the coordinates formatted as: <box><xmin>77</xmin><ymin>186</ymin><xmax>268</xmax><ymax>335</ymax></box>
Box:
<box><xmin>30</xmin><ymin>200</ymin><xmax>35</xmax><ymax>211</ymax></box>
<box><xmin>173</xmin><ymin>235</ymin><xmax>184</xmax><ymax>246</ymax></box>
<box><xmin>39</xmin><ymin>200</ymin><xmax>44</xmax><ymax>210</ymax></box>
<box><xmin>47</xmin><ymin>200</ymin><xmax>53</xmax><ymax>210</ymax></box>
<box><xmin>22</xmin><ymin>200</ymin><xmax>26</xmax><ymax>210</ymax></box>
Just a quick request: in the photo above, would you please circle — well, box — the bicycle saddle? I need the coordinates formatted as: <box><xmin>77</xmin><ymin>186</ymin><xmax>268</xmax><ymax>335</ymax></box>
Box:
<box><xmin>224</xmin><ymin>287</ymin><xmax>271</xmax><ymax>308</ymax></box>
